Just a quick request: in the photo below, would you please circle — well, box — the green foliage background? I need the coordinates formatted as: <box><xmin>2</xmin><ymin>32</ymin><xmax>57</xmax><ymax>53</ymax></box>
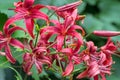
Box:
<box><xmin>0</xmin><ymin>0</ymin><xmax>120</xmax><ymax>80</ymax></box>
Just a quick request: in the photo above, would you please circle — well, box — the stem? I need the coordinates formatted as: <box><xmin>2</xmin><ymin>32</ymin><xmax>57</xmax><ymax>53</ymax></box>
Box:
<box><xmin>113</xmin><ymin>52</ymin><xmax>120</xmax><ymax>58</ymax></box>
<box><xmin>34</xmin><ymin>30</ymin><xmax>39</xmax><ymax>47</ymax></box>
<box><xmin>84</xmin><ymin>32</ymin><xmax>92</xmax><ymax>39</ymax></box>
<box><xmin>34</xmin><ymin>11</ymin><xmax>56</xmax><ymax>47</ymax></box>
<box><xmin>57</xmin><ymin>54</ymin><xmax>63</xmax><ymax>73</ymax></box>
<box><xmin>70</xmin><ymin>74</ymin><xmax>73</xmax><ymax>80</ymax></box>
<box><xmin>47</xmin><ymin>41</ymin><xmax>57</xmax><ymax>49</ymax></box>
<box><xmin>49</xmin><ymin>11</ymin><xmax>56</xmax><ymax>18</ymax></box>
<box><xmin>62</xmin><ymin>77</ymin><xmax>66</xmax><ymax>80</ymax></box>
<box><xmin>24</xmin><ymin>74</ymin><xmax>28</xmax><ymax>80</ymax></box>
<box><xmin>64</xmin><ymin>36</ymin><xmax>66</xmax><ymax>48</ymax></box>
<box><xmin>34</xmin><ymin>19</ymin><xmax>40</xmax><ymax>47</ymax></box>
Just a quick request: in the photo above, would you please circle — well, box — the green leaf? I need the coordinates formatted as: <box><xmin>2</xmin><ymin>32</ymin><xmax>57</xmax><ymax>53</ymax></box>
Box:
<box><xmin>106</xmin><ymin>55</ymin><xmax>120</xmax><ymax>80</ymax></box>
<box><xmin>83</xmin><ymin>0</ymin><xmax>98</xmax><ymax>5</ymax></box>
<box><xmin>0</xmin><ymin>56</ymin><xmax>11</xmax><ymax>68</ymax></box>
<box><xmin>11</xmin><ymin>47</ymin><xmax>24</xmax><ymax>64</ymax></box>
<box><xmin>0</xmin><ymin>69</ymin><xmax>5</xmax><ymax>80</ymax></box>
<box><xmin>0</xmin><ymin>0</ymin><xmax>18</xmax><ymax>17</ymax></box>
<box><xmin>82</xmin><ymin>14</ymin><xmax>103</xmax><ymax>33</ymax></box>
<box><xmin>31</xmin><ymin>65</ymin><xmax>40</xmax><ymax>80</ymax></box>
<box><xmin>0</xmin><ymin>12</ymin><xmax>8</xmax><ymax>31</ymax></box>
<box><xmin>8</xmin><ymin>67</ymin><xmax>23</xmax><ymax>80</ymax></box>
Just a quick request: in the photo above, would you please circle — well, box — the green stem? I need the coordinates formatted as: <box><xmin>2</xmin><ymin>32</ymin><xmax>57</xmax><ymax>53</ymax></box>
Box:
<box><xmin>34</xmin><ymin>11</ymin><xmax>56</xmax><ymax>47</ymax></box>
<box><xmin>57</xmin><ymin>54</ymin><xmax>63</xmax><ymax>73</ymax></box>
<box><xmin>24</xmin><ymin>74</ymin><xmax>28</xmax><ymax>80</ymax></box>
<box><xmin>70</xmin><ymin>74</ymin><xmax>73</xmax><ymax>80</ymax></box>
<box><xmin>34</xmin><ymin>30</ymin><xmax>39</xmax><ymax>47</ymax></box>
<box><xmin>64</xmin><ymin>36</ymin><xmax>66</xmax><ymax>48</ymax></box>
<box><xmin>113</xmin><ymin>52</ymin><xmax>120</xmax><ymax>58</ymax></box>
<box><xmin>84</xmin><ymin>32</ymin><xmax>92</xmax><ymax>39</ymax></box>
<box><xmin>47</xmin><ymin>41</ymin><xmax>57</xmax><ymax>49</ymax></box>
<box><xmin>49</xmin><ymin>11</ymin><xmax>56</xmax><ymax>18</ymax></box>
<box><xmin>62</xmin><ymin>77</ymin><xmax>66</xmax><ymax>80</ymax></box>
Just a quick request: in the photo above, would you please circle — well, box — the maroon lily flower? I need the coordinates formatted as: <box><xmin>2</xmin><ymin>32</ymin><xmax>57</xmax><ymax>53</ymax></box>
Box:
<box><xmin>60</xmin><ymin>48</ymin><xmax>81</xmax><ymax>76</ymax></box>
<box><xmin>41</xmin><ymin>17</ymin><xmax>85</xmax><ymax>51</ymax></box>
<box><xmin>0</xmin><ymin>26</ymin><xmax>25</xmax><ymax>63</ymax></box>
<box><xmin>77</xmin><ymin>40</ymin><xmax>115</xmax><ymax>80</ymax></box>
<box><xmin>101</xmin><ymin>38</ymin><xmax>117</xmax><ymax>52</ymax></box>
<box><xmin>47</xmin><ymin>0</ymin><xmax>83</xmax><ymax>21</ymax></box>
<box><xmin>93</xmin><ymin>31</ymin><xmax>120</xmax><ymax>37</ymax></box>
<box><xmin>4</xmin><ymin>0</ymin><xmax>49</xmax><ymax>38</ymax></box>
<box><xmin>23</xmin><ymin>46</ymin><xmax>51</xmax><ymax>75</ymax></box>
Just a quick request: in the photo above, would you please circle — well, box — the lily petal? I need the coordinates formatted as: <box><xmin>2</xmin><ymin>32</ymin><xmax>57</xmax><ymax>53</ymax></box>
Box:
<box><xmin>64</xmin><ymin>16</ymin><xmax>73</xmax><ymax>28</ymax></box>
<box><xmin>25</xmin><ymin>18</ymin><xmax>34</xmax><ymax>38</ymax></box>
<box><xmin>31</xmin><ymin>10</ymin><xmax>49</xmax><ymax>22</ymax></box>
<box><xmin>8</xmin><ymin>26</ymin><xmax>26</xmax><ymax>36</ymax></box>
<box><xmin>62</xmin><ymin>61</ymin><xmax>74</xmax><ymax>76</ymax></box>
<box><xmin>10</xmin><ymin>38</ymin><xmax>24</xmax><ymax>49</ymax></box>
<box><xmin>60</xmin><ymin>48</ymin><xmax>73</xmax><ymax>56</ymax></box>
<box><xmin>77</xmin><ymin>70</ymin><xmax>88</xmax><ymax>79</ymax></box>
<box><xmin>35</xmin><ymin>61</ymin><xmax>42</xmax><ymax>73</ymax></box>
<box><xmin>70</xmin><ymin>25</ymin><xmax>85</xmax><ymax>36</ymax></box>
<box><xmin>23</xmin><ymin>61</ymin><xmax>34</xmax><ymax>74</ymax></box>
<box><xmin>5</xmin><ymin>44</ymin><xmax>16</xmax><ymax>64</ymax></box>
<box><xmin>69</xmin><ymin>31</ymin><xmax>83</xmax><ymax>45</ymax></box>
<box><xmin>3</xmin><ymin>13</ymin><xmax>24</xmax><ymax>34</ymax></box>
<box><xmin>94</xmin><ymin>75</ymin><xmax>99</xmax><ymax>80</ymax></box>
<box><xmin>23</xmin><ymin>0</ymin><xmax>34</xmax><ymax>8</ymax></box>
<box><xmin>41</xmin><ymin>26</ymin><xmax>60</xmax><ymax>34</ymax></box>
<box><xmin>57</xmin><ymin>35</ymin><xmax>64</xmax><ymax>51</ymax></box>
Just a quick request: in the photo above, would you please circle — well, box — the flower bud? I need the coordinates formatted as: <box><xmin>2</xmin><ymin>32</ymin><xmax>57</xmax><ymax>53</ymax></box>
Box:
<box><xmin>93</xmin><ymin>31</ymin><xmax>120</xmax><ymax>37</ymax></box>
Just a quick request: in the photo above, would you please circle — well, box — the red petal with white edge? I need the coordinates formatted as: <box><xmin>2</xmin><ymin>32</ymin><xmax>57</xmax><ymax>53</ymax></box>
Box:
<box><xmin>64</xmin><ymin>16</ymin><xmax>73</xmax><ymax>29</ymax></box>
<box><xmin>71</xmin><ymin>9</ymin><xmax>78</xmax><ymax>23</ymax></box>
<box><xmin>5</xmin><ymin>44</ymin><xmax>16</xmax><ymax>64</ymax></box>
<box><xmin>23</xmin><ymin>61</ymin><xmax>34</xmax><ymax>74</ymax></box>
<box><xmin>3</xmin><ymin>14</ymin><xmax>24</xmax><ymax>34</ymax></box>
<box><xmin>35</xmin><ymin>61</ymin><xmax>42</xmax><ymax>73</ymax></box>
<box><xmin>10</xmin><ymin>38</ymin><xmax>24</xmax><ymax>49</ymax></box>
<box><xmin>25</xmin><ymin>18</ymin><xmax>34</xmax><ymax>38</ymax></box>
<box><xmin>57</xmin><ymin>35</ymin><xmax>64</xmax><ymax>51</ymax></box>
<box><xmin>23</xmin><ymin>0</ymin><xmax>34</xmax><ymax>8</ymax></box>
<box><xmin>40</xmin><ymin>26</ymin><xmax>60</xmax><ymax>35</ymax></box>
<box><xmin>8</xmin><ymin>26</ymin><xmax>26</xmax><ymax>36</ymax></box>
<box><xmin>62</xmin><ymin>61</ymin><xmax>74</xmax><ymax>76</ymax></box>
<box><xmin>50</xmin><ymin>20</ymin><xmax>60</xmax><ymax>26</ymax></box>
<box><xmin>101</xmin><ymin>38</ymin><xmax>117</xmax><ymax>51</ymax></box>
<box><xmin>31</xmin><ymin>10</ymin><xmax>49</xmax><ymax>22</ymax></box>
<box><xmin>77</xmin><ymin>70</ymin><xmax>88</xmax><ymax>79</ymax></box>
<box><xmin>60</xmin><ymin>48</ymin><xmax>73</xmax><ymax>56</ymax></box>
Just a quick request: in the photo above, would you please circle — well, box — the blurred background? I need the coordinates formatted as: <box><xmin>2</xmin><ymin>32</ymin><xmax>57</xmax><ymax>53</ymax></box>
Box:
<box><xmin>0</xmin><ymin>0</ymin><xmax>120</xmax><ymax>80</ymax></box>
